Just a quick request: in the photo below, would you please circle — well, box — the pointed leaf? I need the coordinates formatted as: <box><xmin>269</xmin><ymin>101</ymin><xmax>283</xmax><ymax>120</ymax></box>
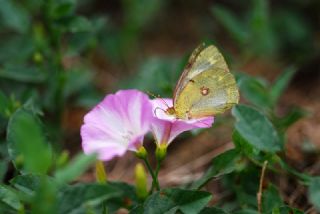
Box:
<box><xmin>143</xmin><ymin>188</ymin><xmax>211</xmax><ymax>214</ymax></box>
<box><xmin>0</xmin><ymin>184</ymin><xmax>22</xmax><ymax>210</ymax></box>
<box><xmin>232</xmin><ymin>105</ymin><xmax>281</xmax><ymax>152</ymax></box>
<box><xmin>309</xmin><ymin>177</ymin><xmax>320</xmax><ymax>212</ymax></box>
<box><xmin>54</xmin><ymin>153</ymin><xmax>96</xmax><ymax>184</ymax></box>
<box><xmin>262</xmin><ymin>184</ymin><xmax>283</xmax><ymax>213</ymax></box>
<box><xmin>58</xmin><ymin>183</ymin><xmax>121</xmax><ymax>214</ymax></box>
<box><xmin>211</xmin><ymin>6</ymin><xmax>248</xmax><ymax>46</ymax></box>
<box><xmin>270</xmin><ymin>67</ymin><xmax>296</xmax><ymax>105</ymax></box>
<box><xmin>200</xmin><ymin>207</ymin><xmax>229</xmax><ymax>214</ymax></box>
<box><xmin>192</xmin><ymin>149</ymin><xmax>243</xmax><ymax>189</ymax></box>
<box><xmin>7</xmin><ymin>108</ymin><xmax>52</xmax><ymax>173</ymax></box>
<box><xmin>238</xmin><ymin>75</ymin><xmax>272</xmax><ymax>109</ymax></box>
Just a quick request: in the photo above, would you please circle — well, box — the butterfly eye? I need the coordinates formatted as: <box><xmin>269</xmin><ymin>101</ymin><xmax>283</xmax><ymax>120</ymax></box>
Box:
<box><xmin>200</xmin><ymin>86</ymin><xmax>210</xmax><ymax>96</ymax></box>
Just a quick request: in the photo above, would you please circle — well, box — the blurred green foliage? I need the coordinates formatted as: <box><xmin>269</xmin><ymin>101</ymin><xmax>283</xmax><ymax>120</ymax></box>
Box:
<box><xmin>0</xmin><ymin>0</ymin><xmax>104</xmax><ymax>128</ymax></box>
<box><xmin>120</xmin><ymin>57</ymin><xmax>186</xmax><ymax>97</ymax></box>
<box><xmin>101</xmin><ymin>0</ymin><xmax>164</xmax><ymax>61</ymax></box>
<box><xmin>0</xmin><ymin>0</ymin><xmax>319</xmax><ymax>213</ymax></box>
<box><xmin>211</xmin><ymin>0</ymin><xmax>318</xmax><ymax>63</ymax></box>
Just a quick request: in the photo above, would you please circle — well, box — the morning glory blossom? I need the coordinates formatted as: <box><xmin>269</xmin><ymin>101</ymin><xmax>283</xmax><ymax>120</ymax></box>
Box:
<box><xmin>81</xmin><ymin>90</ymin><xmax>153</xmax><ymax>161</ymax></box>
<box><xmin>150</xmin><ymin>98</ymin><xmax>214</xmax><ymax>146</ymax></box>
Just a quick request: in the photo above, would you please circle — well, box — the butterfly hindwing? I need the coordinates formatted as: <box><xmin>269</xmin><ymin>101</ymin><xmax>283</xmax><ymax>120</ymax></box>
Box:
<box><xmin>174</xmin><ymin>68</ymin><xmax>238</xmax><ymax>119</ymax></box>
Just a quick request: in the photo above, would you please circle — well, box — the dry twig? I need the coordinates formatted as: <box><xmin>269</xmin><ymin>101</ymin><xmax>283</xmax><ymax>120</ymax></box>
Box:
<box><xmin>257</xmin><ymin>161</ymin><xmax>268</xmax><ymax>214</ymax></box>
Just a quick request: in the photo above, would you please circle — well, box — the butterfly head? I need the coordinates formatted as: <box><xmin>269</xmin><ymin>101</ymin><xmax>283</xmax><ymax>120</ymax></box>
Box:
<box><xmin>165</xmin><ymin>107</ymin><xmax>176</xmax><ymax>116</ymax></box>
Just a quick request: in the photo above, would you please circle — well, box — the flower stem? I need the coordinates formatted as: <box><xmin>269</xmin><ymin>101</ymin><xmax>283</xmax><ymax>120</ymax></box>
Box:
<box><xmin>154</xmin><ymin>158</ymin><xmax>162</xmax><ymax>189</ymax></box>
<box><xmin>142</xmin><ymin>158</ymin><xmax>160</xmax><ymax>191</ymax></box>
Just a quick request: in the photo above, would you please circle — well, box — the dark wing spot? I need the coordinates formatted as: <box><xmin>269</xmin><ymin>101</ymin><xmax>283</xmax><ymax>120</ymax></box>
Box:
<box><xmin>200</xmin><ymin>86</ymin><xmax>210</xmax><ymax>96</ymax></box>
<box><xmin>189</xmin><ymin>79</ymin><xmax>195</xmax><ymax>83</ymax></box>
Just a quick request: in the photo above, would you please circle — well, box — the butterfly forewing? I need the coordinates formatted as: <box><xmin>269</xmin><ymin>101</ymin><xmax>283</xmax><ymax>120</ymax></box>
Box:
<box><xmin>173</xmin><ymin>44</ymin><xmax>239</xmax><ymax>119</ymax></box>
<box><xmin>173</xmin><ymin>45</ymin><xmax>229</xmax><ymax>106</ymax></box>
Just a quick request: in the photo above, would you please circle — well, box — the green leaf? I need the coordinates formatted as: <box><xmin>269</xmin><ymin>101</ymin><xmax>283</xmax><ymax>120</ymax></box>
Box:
<box><xmin>0</xmin><ymin>184</ymin><xmax>22</xmax><ymax>210</ymax></box>
<box><xmin>106</xmin><ymin>181</ymin><xmax>139</xmax><ymax>212</ymax></box>
<box><xmin>249</xmin><ymin>0</ymin><xmax>276</xmax><ymax>55</ymax></box>
<box><xmin>120</xmin><ymin>57</ymin><xmax>181</xmax><ymax>97</ymax></box>
<box><xmin>66</xmin><ymin>16</ymin><xmax>93</xmax><ymax>33</ymax></box>
<box><xmin>232</xmin><ymin>131</ymin><xmax>258</xmax><ymax>156</ymax></box>
<box><xmin>276</xmin><ymin>157</ymin><xmax>312</xmax><ymax>183</ymax></box>
<box><xmin>50</xmin><ymin>0</ymin><xmax>76</xmax><ymax>19</ymax></box>
<box><xmin>66</xmin><ymin>32</ymin><xmax>96</xmax><ymax>55</ymax></box>
<box><xmin>211</xmin><ymin>6</ymin><xmax>248</xmax><ymax>46</ymax></box>
<box><xmin>0</xmin><ymin>160</ymin><xmax>8</xmax><ymax>182</ymax></box>
<box><xmin>10</xmin><ymin>174</ymin><xmax>58</xmax><ymax>196</ymax></box>
<box><xmin>122</xmin><ymin>0</ymin><xmax>163</xmax><ymax>30</ymax></box>
<box><xmin>308</xmin><ymin>177</ymin><xmax>320</xmax><ymax>212</ymax></box>
<box><xmin>0</xmin><ymin>65</ymin><xmax>46</xmax><ymax>83</ymax></box>
<box><xmin>200</xmin><ymin>207</ymin><xmax>229</xmax><ymax>214</ymax></box>
<box><xmin>262</xmin><ymin>184</ymin><xmax>283</xmax><ymax>213</ymax></box>
<box><xmin>234</xmin><ymin>209</ymin><xmax>258</xmax><ymax>214</ymax></box>
<box><xmin>232</xmin><ymin>105</ymin><xmax>281</xmax><ymax>152</ymax></box>
<box><xmin>272</xmin><ymin>10</ymin><xmax>313</xmax><ymax>62</ymax></box>
<box><xmin>224</xmin><ymin>166</ymin><xmax>260</xmax><ymax>208</ymax></box>
<box><xmin>274</xmin><ymin>206</ymin><xmax>304</xmax><ymax>214</ymax></box>
<box><xmin>54</xmin><ymin>153</ymin><xmax>96</xmax><ymax>184</ymax></box>
<box><xmin>63</xmin><ymin>68</ymin><xmax>93</xmax><ymax>98</ymax></box>
<box><xmin>142</xmin><ymin>188</ymin><xmax>212</xmax><ymax>214</ymax></box>
<box><xmin>270</xmin><ymin>67</ymin><xmax>296</xmax><ymax>105</ymax></box>
<box><xmin>191</xmin><ymin>149</ymin><xmax>243</xmax><ymax>189</ymax></box>
<box><xmin>275</xmin><ymin>107</ymin><xmax>307</xmax><ymax>131</ymax></box>
<box><xmin>0</xmin><ymin>0</ymin><xmax>30</xmax><ymax>33</ymax></box>
<box><xmin>31</xmin><ymin>177</ymin><xmax>58</xmax><ymax>214</ymax></box>
<box><xmin>7</xmin><ymin>108</ymin><xmax>52</xmax><ymax>173</ymax></box>
<box><xmin>237</xmin><ymin>74</ymin><xmax>272</xmax><ymax>109</ymax></box>
<box><xmin>130</xmin><ymin>205</ymin><xmax>144</xmax><ymax>214</ymax></box>
<box><xmin>0</xmin><ymin>36</ymin><xmax>34</xmax><ymax>64</ymax></box>
<box><xmin>57</xmin><ymin>183</ymin><xmax>121</xmax><ymax>214</ymax></box>
<box><xmin>74</xmin><ymin>87</ymin><xmax>103</xmax><ymax>108</ymax></box>
<box><xmin>0</xmin><ymin>90</ymin><xmax>9</xmax><ymax>117</ymax></box>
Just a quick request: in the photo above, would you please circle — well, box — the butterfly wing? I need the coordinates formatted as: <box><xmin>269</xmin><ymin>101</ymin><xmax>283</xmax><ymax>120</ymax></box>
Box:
<box><xmin>173</xmin><ymin>45</ymin><xmax>238</xmax><ymax>119</ymax></box>
<box><xmin>173</xmin><ymin>44</ymin><xmax>229</xmax><ymax>105</ymax></box>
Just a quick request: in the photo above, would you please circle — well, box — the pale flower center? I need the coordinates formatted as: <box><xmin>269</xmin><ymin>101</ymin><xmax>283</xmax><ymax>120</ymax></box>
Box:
<box><xmin>121</xmin><ymin>130</ymin><xmax>134</xmax><ymax>142</ymax></box>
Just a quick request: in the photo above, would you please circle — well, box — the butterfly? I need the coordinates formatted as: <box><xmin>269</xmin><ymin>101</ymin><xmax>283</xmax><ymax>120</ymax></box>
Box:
<box><xmin>166</xmin><ymin>44</ymin><xmax>239</xmax><ymax>119</ymax></box>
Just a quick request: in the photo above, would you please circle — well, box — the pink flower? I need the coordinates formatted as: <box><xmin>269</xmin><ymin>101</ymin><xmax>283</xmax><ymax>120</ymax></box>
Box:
<box><xmin>150</xmin><ymin>98</ymin><xmax>214</xmax><ymax>146</ymax></box>
<box><xmin>81</xmin><ymin>90</ymin><xmax>153</xmax><ymax>161</ymax></box>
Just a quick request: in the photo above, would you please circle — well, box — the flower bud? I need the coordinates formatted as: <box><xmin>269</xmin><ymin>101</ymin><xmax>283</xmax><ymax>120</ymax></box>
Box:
<box><xmin>155</xmin><ymin>144</ymin><xmax>167</xmax><ymax>162</ymax></box>
<box><xmin>135</xmin><ymin>146</ymin><xmax>148</xmax><ymax>159</ymax></box>
<box><xmin>135</xmin><ymin>163</ymin><xmax>148</xmax><ymax>199</ymax></box>
<box><xmin>95</xmin><ymin>160</ymin><xmax>107</xmax><ymax>183</ymax></box>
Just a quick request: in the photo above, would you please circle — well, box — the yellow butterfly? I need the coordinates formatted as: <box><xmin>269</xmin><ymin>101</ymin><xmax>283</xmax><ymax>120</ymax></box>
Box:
<box><xmin>166</xmin><ymin>44</ymin><xmax>239</xmax><ymax>119</ymax></box>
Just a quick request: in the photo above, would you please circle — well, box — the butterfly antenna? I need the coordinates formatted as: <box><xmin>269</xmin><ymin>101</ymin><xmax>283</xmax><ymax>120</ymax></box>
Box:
<box><xmin>145</xmin><ymin>90</ymin><xmax>171</xmax><ymax>109</ymax></box>
<box><xmin>153</xmin><ymin>107</ymin><xmax>167</xmax><ymax>117</ymax></box>
<box><xmin>146</xmin><ymin>90</ymin><xmax>159</xmax><ymax>99</ymax></box>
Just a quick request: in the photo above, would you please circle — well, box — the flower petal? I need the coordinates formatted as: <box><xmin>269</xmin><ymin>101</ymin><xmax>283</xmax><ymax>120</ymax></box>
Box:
<box><xmin>150</xmin><ymin>98</ymin><xmax>214</xmax><ymax>145</ymax></box>
<box><xmin>168</xmin><ymin>117</ymin><xmax>214</xmax><ymax>143</ymax></box>
<box><xmin>81</xmin><ymin>89</ymin><xmax>153</xmax><ymax>161</ymax></box>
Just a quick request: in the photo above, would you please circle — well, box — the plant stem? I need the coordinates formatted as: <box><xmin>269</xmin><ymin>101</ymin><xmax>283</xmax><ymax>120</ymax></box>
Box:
<box><xmin>257</xmin><ymin>160</ymin><xmax>268</xmax><ymax>214</ymax></box>
<box><xmin>154</xmin><ymin>159</ymin><xmax>162</xmax><ymax>190</ymax></box>
<box><xmin>142</xmin><ymin>158</ymin><xmax>160</xmax><ymax>191</ymax></box>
